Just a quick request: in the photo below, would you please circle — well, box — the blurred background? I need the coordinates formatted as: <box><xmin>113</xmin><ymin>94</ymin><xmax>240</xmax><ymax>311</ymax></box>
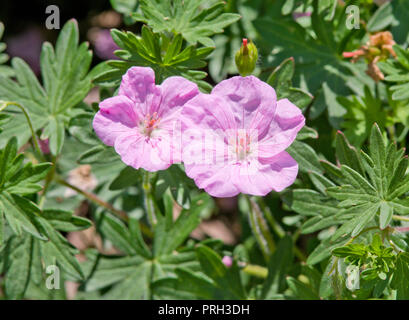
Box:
<box><xmin>1</xmin><ymin>0</ymin><xmax>123</xmax><ymax>75</ymax></box>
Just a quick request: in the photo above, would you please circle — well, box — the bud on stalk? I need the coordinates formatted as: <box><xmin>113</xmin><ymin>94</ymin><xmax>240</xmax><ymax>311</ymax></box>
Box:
<box><xmin>235</xmin><ymin>38</ymin><xmax>258</xmax><ymax>76</ymax></box>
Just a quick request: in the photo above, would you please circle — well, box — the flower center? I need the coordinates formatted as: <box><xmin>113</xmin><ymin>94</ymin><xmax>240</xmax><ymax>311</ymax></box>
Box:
<box><xmin>140</xmin><ymin>112</ymin><xmax>161</xmax><ymax>137</ymax></box>
<box><xmin>229</xmin><ymin>131</ymin><xmax>251</xmax><ymax>161</ymax></box>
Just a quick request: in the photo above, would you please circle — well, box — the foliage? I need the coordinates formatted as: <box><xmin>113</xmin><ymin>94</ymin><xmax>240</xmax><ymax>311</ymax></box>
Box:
<box><xmin>285</xmin><ymin>124</ymin><xmax>409</xmax><ymax>266</ymax></box>
<box><xmin>94</xmin><ymin>26</ymin><xmax>214</xmax><ymax>91</ymax></box>
<box><xmin>380</xmin><ymin>44</ymin><xmax>409</xmax><ymax>101</ymax></box>
<box><xmin>0</xmin><ymin>20</ymin><xmax>96</xmax><ymax>154</ymax></box>
<box><xmin>0</xmin><ymin>0</ymin><xmax>409</xmax><ymax>301</ymax></box>
<box><xmin>132</xmin><ymin>0</ymin><xmax>241</xmax><ymax>47</ymax></box>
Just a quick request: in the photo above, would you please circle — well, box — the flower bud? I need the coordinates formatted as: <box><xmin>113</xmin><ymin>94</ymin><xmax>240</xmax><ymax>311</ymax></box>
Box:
<box><xmin>222</xmin><ymin>255</ymin><xmax>233</xmax><ymax>268</ymax></box>
<box><xmin>235</xmin><ymin>38</ymin><xmax>258</xmax><ymax>77</ymax></box>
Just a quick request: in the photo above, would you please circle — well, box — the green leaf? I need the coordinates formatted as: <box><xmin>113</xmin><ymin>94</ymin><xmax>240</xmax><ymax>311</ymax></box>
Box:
<box><xmin>266</xmin><ymin>57</ymin><xmax>294</xmax><ymax>97</ymax></box>
<box><xmin>110</xmin><ymin>0</ymin><xmax>138</xmax><ymax>15</ymax></box>
<box><xmin>95</xmin><ymin>211</ymin><xmax>149</xmax><ymax>257</ymax></box>
<box><xmin>0</xmin><ymin>136</ymin><xmax>18</xmax><ymax>185</ymax></box>
<box><xmin>0</xmin><ymin>205</ymin><xmax>3</xmax><ymax>245</ymax></box>
<box><xmin>5</xmin><ymin>235</ymin><xmax>33</xmax><ymax>299</ymax></box>
<box><xmin>297</xmin><ymin>126</ymin><xmax>319</xmax><ymax>141</ymax></box>
<box><xmin>283</xmin><ymin>189</ymin><xmax>339</xmax><ymax>218</ymax></box>
<box><xmin>134</xmin><ymin>0</ymin><xmax>240</xmax><ymax>46</ymax></box>
<box><xmin>39</xmin><ymin>218</ymin><xmax>84</xmax><ymax>281</ymax></box>
<box><xmin>381</xmin><ymin>45</ymin><xmax>409</xmax><ymax>101</ymax></box>
<box><xmin>286</xmin><ymin>277</ymin><xmax>320</xmax><ymax>300</ymax></box>
<box><xmin>367</xmin><ymin>2</ymin><xmax>395</xmax><ymax>32</ymax></box>
<box><xmin>379</xmin><ymin>201</ymin><xmax>393</xmax><ymax>230</ymax></box>
<box><xmin>6</xmin><ymin>162</ymin><xmax>51</xmax><ymax>195</ymax></box>
<box><xmin>341</xmin><ymin>165</ymin><xmax>376</xmax><ymax>195</ymax></box>
<box><xmin>93</xmin><ymin>27</ymin><xmax>213</xmax><ymax>92</ymax></box>
<box><xmin>261</xmin><ymin>236</ymin><xmax>293</xmax><ymax>298</ymax></box>
<box><xmin>155</xmin><ymin>165</ymin><xmax>195</xmax><ymax>209</ymax></box>
<box><xmin>195</xmin><ymin>245</ymin><xmax>246</xmax><ymax>299</ymax></box>
<box><xmin>82</xmin><ymin>253</ymin><xmax>150</xmax><ymax>294</ymax></box>
<box><xmin>266</xmin><ymin>57</ymin><xmax>313</xmax><ymax>110</ymax></box>
<box><xmin>307</xmin><ymin>236</ymin><xmax>349</xmax><ymax>265</ymax></box>
<box><xmin>0</xmin><ymin>193</ymin><xmax>45</xmax><ymax>240</ymax></box>
<box><xmin>287</xmin><ymin>140</ymin><xmax>323</xmax><ymax>174</ymax></box>
<box><xmin>0</xmin><ymin>20</ymin><xmax>94</xmax><ymax>153</ymax></box>
<box><xmin>391</xmin><ymin>253</ymin><xmax>409</xmax><ymax>299</ymax></box>
<box><xmin>109</xmin><ymin>166</ymin><xmax>142</xmax><ymax>190</ymax></box>
<box><xmin>153</xmin><ymin>200</ymin><xmax>201</xmax><ymax>256</ymax></box>
<box><xmin>41</xmin><ymin>209</ymin><xmax>92</xmax><ymax>232</ymax></box>
<box><xmin>48</xmin><ymin>116</ymin><xmax>65</xmax><ymax>156</ymax></box>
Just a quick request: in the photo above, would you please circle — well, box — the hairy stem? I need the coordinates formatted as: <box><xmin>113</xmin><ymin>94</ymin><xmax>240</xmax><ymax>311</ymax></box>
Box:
<box><xmin>0</xmin><ymin>101</ymin><xmax>43</xmax><ymax>159</ymax></box>
<box><xmin>245</xmin><ymin>195</ymin><xmax>275</xmax><ymax>261</ymax></box>
<box><xmin>143</xmin><ymin>171</ymin><xmax>157</xmax><ymax>228</ymax></box>
<box><xmin>39</xmin><ymin>155</ymin><xmax>57</xmax><ymax>209</ymax></box>
<box><xmin>257</xmin><ymin>197</ymin><xmax>306</xmax><ymax>262</ymax></box>
<box><xmin>55</xmin><ymin>177</ymin><xmax>152</xmax><ymax>238</ymax></box>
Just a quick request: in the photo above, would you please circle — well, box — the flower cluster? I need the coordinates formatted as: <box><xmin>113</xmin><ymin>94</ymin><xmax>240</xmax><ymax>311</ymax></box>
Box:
<box><xmin>93</xmin><ymin>67</ymin><xmax>305</xmax><ymax>197</ymax></box>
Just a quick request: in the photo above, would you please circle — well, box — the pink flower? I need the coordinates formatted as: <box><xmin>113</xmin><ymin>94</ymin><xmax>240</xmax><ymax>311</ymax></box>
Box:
<box><xmin>93</xmin><ymin>67</ymin><xmax>199</xmax><ymax>171</ymax></box>
<box><xmin>181</xmin><ymin>76</ymin><xmax>305</xmax><ymax>197</ymax></box>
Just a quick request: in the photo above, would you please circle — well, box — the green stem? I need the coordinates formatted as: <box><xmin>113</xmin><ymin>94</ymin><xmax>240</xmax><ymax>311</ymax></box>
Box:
<box><xmin>39</xmin><ymin>155</ymin><xmax>57</xmax><ymax>209</ymax></box>
<box><xmin>143</xmin><ymin>171</ymin><xmax>157</xmax><ymax>228</ymax></box>
<box><xmin>0</xmin><ymin>101</ymin><xmax>43</xmax><ymax>159</ymax></box>
<box><xmin>245</xmin><ymin>195</ymin><xmax>275</xmax><ymax>261</ymax></box>
<box><xmin>257</xmin><ymin>197</ymin><xmax>306</xmax><ymax>262</ymax></box>
<box><xmin>257</xmin><ymin>198</ymin><xmax>285</xmax><ymax>238</ymax></box>
<box><xmin>392</xmin><ymin>215</ymin><xmax>409</xmax><ymax>222</ymax></box>
<box><xmin>242</xmin><ymin>264</ymin><xmax>268</xmax><ymax>279</ymax></box>
<box><xmin>55</xmin><ymin>176</ymin><xmax>152</xmax><ymax>238</ymax></box>
<box><xmin>56</xmin><ymin>177</ymin><xmax>129</xmax><ymax>221</ymax></box>
<box><xmin>292</xmin><ymin>229</ymin><xmax>307</xmax><ymax>262</ymax></box>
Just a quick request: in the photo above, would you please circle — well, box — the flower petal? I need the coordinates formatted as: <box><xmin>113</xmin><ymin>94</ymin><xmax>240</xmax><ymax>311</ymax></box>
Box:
<box><xmin>184</xmin><ymin>162</ymin><xmax>240</xmax><ymax>198</ymax></box>
<box><xmin>114</xmin><ymin>132</ymin><xmax>171</xmax><ymax>172</ymax></box>
<box><xmin>158</xmin><ymin>76</ymin><xmax>199</xmax><ymax>117</ymax></box>
<box><xmin>212</xmin><ymin>75</ymin><xmax>277</xmax><ymax>135</ymax></box>
<box><xmin>182</xmin><ymin>93</ymin><xmax>237</xmax><ymax>132</ymax></box>
<box><xmin>258</xmin><ymin>98</ymin><xmax>305</xmax><ymax>160</ymax></box>
<box><xmin>93</xmin><ymin>95</ymin><xmax>138</xmax><ymax>146</ymax></box>
<box><xmin>118</xmin><ymin>66</ymin><xmax>161</xmax><ymax>115</ymax></box>
<box><xmin>260</xmin><ymin>151</ymin><xmax>299</xmax><ymax>192</ymax></box>
<box><xmin>230</xmin><ymin>151</ymin><xmax>298</xmax><ymax>196</ymax></box>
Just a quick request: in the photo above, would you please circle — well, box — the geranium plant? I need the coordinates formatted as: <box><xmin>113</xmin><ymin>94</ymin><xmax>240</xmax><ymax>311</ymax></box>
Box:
<box><xmin>0</xmin><ymin>0</ymin><xmax>409</xmax><ymax>301</ymax></box>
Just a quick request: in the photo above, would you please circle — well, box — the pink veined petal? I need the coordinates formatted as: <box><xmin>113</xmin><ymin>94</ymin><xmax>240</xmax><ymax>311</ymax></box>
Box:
<box><xmin>211</xmin><ymin>76</ymin><xmax>277</xmax><ymax>136</ymax></box>
<box><xmin>114</xmin><ymin>132</ymin><xmax>171</xmax><ymax>172</ymax></box>
<box><xmin>182</xmin><ymin>93</ymin><xmax>237</xmax><ymax>136</ymax></box>
<box><xmin>231</xmin><ymin>161</ymin><xmax>276</xmax><ymax>196</ymax></box>
<box><xmin>118</xmin><ymin>66</ymin><xmax>161</xmax><ymax>115</ymax></box>
<box><xmin>260</xmin><ymin>151</ymin><xmax>299</xmax><ymax>192</ymax></box>
<box><xmin>182</xmin><ymin>128</ymin><xmax>235</xmax><ymax>197</ymax></box>
<box><xmin>258</xmin><ymin>98</ymin><xmax>305</xmax><ymax>160</ymax></box>
<box><xmin>184</xmin><ymin>162</ymin><xmax>240</xmax><ymax>198</ymax></box>
<box><xmin>154</xmin><ymin>120</ymin><xmax>183</xmax><ymax>165</ymax></box>
<box><xmin>230</xmin><ymin>151</ymin><xmax>298</xmax><ymax>196</ymax></box>
<box><xmin>93</xmin><ymin>95</ymin><xmax>139</xmax><ymax>146</ymax></box>
<box><xmin>157</xmin><ymin>76</ymin><xmax>199</xmax><ymax>118</ymax></box>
